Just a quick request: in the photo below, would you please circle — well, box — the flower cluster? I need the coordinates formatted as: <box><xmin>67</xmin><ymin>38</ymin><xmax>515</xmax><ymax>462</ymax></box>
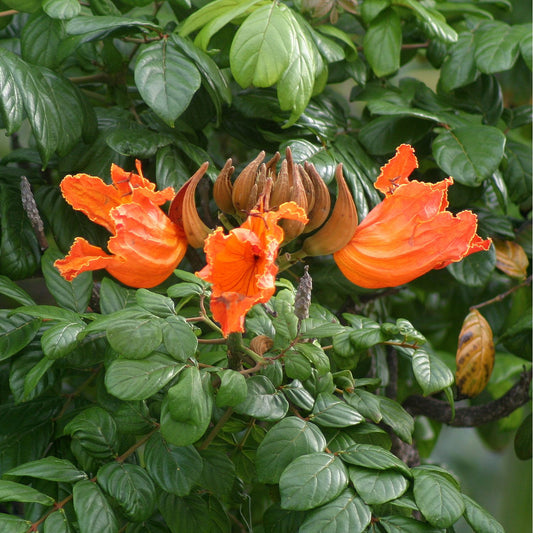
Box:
<box><xmin>55</xmin><ymin>145</ymin><xmax>491</xmax><ymax>335</ymax></box>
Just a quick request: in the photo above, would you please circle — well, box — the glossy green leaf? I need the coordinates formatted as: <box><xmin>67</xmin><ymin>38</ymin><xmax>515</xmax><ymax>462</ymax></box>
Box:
<box><xmin>136</xmin><ymin>289</ymin><xmax>175</xmax><ymax>317</ymax></box>
<box><xmin>504</xmin><ymin>140</ymin><xmax>532</xmax><ymax>204</ymax></box>
<box><xmin>285</xmin><ymin>350</ymin><xmax>312</xmax><ymax>380</ymax></box>
<box><xmin>158</xmin><ymin>493</ymin><xmax>210</xmax><ymax>533</ymax></box>
<box><xmin>99</xmin><ymin>278</ymin><xmax>136</xmax><ymax>314</ymax></box>
<box><xmin>43</xmin><ymin>509</ymin><xmax>71</xmax><ymax>533</ymax></box>
<box><xmin>73</xmin><ymin>480</ymin><xmax>119</xmax><ymax>533</ymax></box>
<box><xmin>379</xmin><ymin>515</ymin><xmax>444</xmax><ymax>532</ymax></box>
<box><xmin>413</xmin><ymin>468</ymin><xmax>465</xmax><ymax>528</ymax></box>
<box><xmin>0</xmin><ymin>275</ymin><xmax>35</xmax><ymax>306</ymax></box>
<box><xmin>279</xmin><ymin>452</ymin><xmax>348</xmax><ymax>510</ymax></box>
<box><xmin>43</xmin><ymin>0</ymin><xmax>81</xmax><ymax>19</ymax></box>
<box><xmin>4</xmin><ymin>456</ymin><xmax>87</xmax><ymax>482</ymax></box>
<box><xmin>263</xmin><ymin>503</ymin><xmax>306</xmax><ymax>533</ymax></box>
<box><xmin>299</xmin><ymin>489</ymin><xmax>371</xmax><ymax>533</ymax></box>
<box><xmin>432</xmin><ymin>126</ymin><xmax>506</xmax><ymax>186</ymax></box>
<box><xmin>339</xmin><ymin>443</ymin><xmax>411</xmax><ymax>477</ymax></box>
<box><xmin>0</xmin><ymin>479</ymin><xmax>54</xmax><ymax>505</ymax></box>
<box><xmin>378</xmin><ymin>396</ymin><xmax>414</xmax><ymax>443</ymax></box>
<box><xmin>233</xmin><ymin>375</ymin><xmax>289</xmax><ymax>421</ymax></box>
<box><xmin>363</xmin><ymin>8</ymin><xmax>401</xmax><ymax>77</ymax></box>
<box><xmin>462</xmin><ymin>494</ymin><xmax>505</xmax><ymax>533</ymax></box>
<box><xmin>348</xmin><ymin>466</ymin><xmax>408</xmax><ymax>504</ymax></box>
<box><xmin>514</xmin><ymin>413</ymin><xmax>532</xmax><ymax>460</ymax></box>
<box><xmin>65</xmin><ymin>16</ymin><xmax>160</xmax><ymax>41</ymax></box>
<box><xmin>144</xmin><ymin>432</ymin><xmax>203</xmax><ymax>496</ymax></box>
<box><xmin>161</xmin><ymin>315</ymin><xmax>198</xmax><ymax>362</ymax></box>
<box><xmin>256</xmin><ymin>417</ymin><xmax>326</xmax><ymax>484</ymax></box>
<box><xmin>294</xmin><ymin>342</ymin><xmax>330</xmax><ymax>374</ymax></box>
<box><xmin>440</xmin><ymin>31</ymin><xmax>478</xmax><ymax>91</ymax></box>
<box><xmin>134</xmin><ymin>39</ymin><xmax>201</xmax><ymax>127</ymax></box>
<box><xmin>64</xmin><ymin>406</ymin><xmax>119</xmax><ymax>459</ymax></box>
<box><xmin>0</xmin><ymin>514</ymin><xmax>32</xmax><ymax>533</ymax></box>
<box><xmin>0</xmin><ymin>49</ymin><xmax>25</xmax><ymax>134</ymax></box>
<box><xmin>41</xmin><ymin>321</ymin><xmax>85</xmax><ymax>359</ymax></box>
<box><xmin>105</xmin><ymin>352</ymin><xmax>185</xmax><ymax>400</ymax></box>
<box><xmin>281</xmin><ymin>380</ymin><xmax>315</xmax><ymax>411</ymax></box>
<box><xmin>344</xmin><ymin>389</ymin><xmax>382</xmax><ymax>423</ymax></box>
<box><xmin>161</xmin><ymin>366</ymin><xmax>213</xmax><ymax>446</ymax></box>
<box><xmin>21</xmin><ymin>13</ymin><xmax>63</xmax><ymax>69</ymax></box>
<box><xmin>447</xmin><ymin>244</ymin><xmax>496</xmax><ymax>286</ymax></box>
<box><xmin>215</xmin><ymin>369</ymin><xmax>248</xmax><ymax>407</ymax></box>
<box><xmin>310</xmin><ymin>393</ymin><xmax>364</xmax><ymax>428</ymax></box>
<box><xmin>411</xmin><ymin>349</ymin><xmax>454</xmax><ymax>395</ymax></box>
<box><xmin>0</xmin><ymin>311</ymin><xmax>41</xmax><ymax>362</ymax></box>
<box><xmin>474</xmin><ymin>21</ymin><xmax>524</xmax><ymax>73</ymax></box>
<box><xmin>197</xmin><ymin>449</ymin><xmax>236</xmax><ymax>502</ymax></box>
<box><xmin>106</xmin><ymin>311</ymin><xmax>163</xmax><ymax>359</ymax></box>
<box><xmin>97</xmin><ymin>462</ymin><xmax>156</xmax><ymax>522</ymax></box>
<box><xmin>230</xmin><ymin>3</ymin><xmax>294</xmax><ymax>87</ymax></box>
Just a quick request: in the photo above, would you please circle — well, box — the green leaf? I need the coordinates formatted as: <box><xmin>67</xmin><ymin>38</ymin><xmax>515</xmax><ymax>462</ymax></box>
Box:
<box><xmin>0</xmin><ymin>311</ymin><xmax>41</xmax><ymax>362</ymax></box>
<box><xmin>43</xmin><ymin>509</ymin><xmax>72</xmax><ymax>533</ymax></box>
<box><xmin>0</xmin><ymin>50</ymin><xmax>25</xmax><ymax>134</ymax></box>
<box><xmin>0</xmin><ymin>514</ymin><xmax>32</xmax><ymax>533</ymax></box>
<box><xmin>73</xmin><ymin>480</ymin><xmax>119</xmax><ymax>533</ymax></box>
<box><xmin>197</xmin><ymin>449</ymin><xmax>236</xmax><ymax>502</ymax></box>
<box><xmin>215</xmin><ymin>369</ymin><xmax>248</xmax><ymax>407</ymax></box>
<box><xmin>97</xmin><ymin>462</ymin><xmax>156</xmax><ymax>522</ymax></box>
<box><xmin>21</xmin><ymin>13</ymin><xmax>63</xmax><ymax>69</ymax></box>
<box><xmin>0</xmin><ymin>479</ymin><xmax>54</xmax><ymax>505</ymax></box>
<box><xmin>348</xmin><ymin>466</ymin><xmax>408</xmax><ymax>504</ymax></box>
<box><xmin>65</xmin><ymin>16</ymin><xmax>160</xmax><ymax>41</ymax></box>
<box><xmin>378</xmin><ymin>396</ymin><xmax>414</xmax><ymax>443</ymax></box>
<box><xmin>41</xmin><ymin>321</ymin><xmax>85</xmax><ymax>359</ymax></box>
<box><xmin>230</xmin><ymin>3</ymin><xmax>294</xmax><ymax>87</ymax></box>
<box><xmin>281</xmin><ymin>380</ymin><xmax>315</xmax><ymax>411</ymax></box>
<box><xmin>106</xmin><ymin>311</ymin><xmax>163</xmax><ymax>359</ymax></box>
<box><xmin>43</xmin><ymin>0</ymin><xmax>81</xmax><ymax>19</ymax></box>
<box><xmin>432</xmin><ymin>126</ymin><xmax>506</xmax><ymax>186</ymax></box>
<box><xmin>411</xmin><ymin>349</ymin><xmax>454</xmax><ymax>395</ymax></box>
<box><xmin>100</xmin><ymin>277</ymin><xmax>136</xmax><ymax>314</ymax></box>
<box><xmin>474</xmin><ymin>21</ymin><xmax>523</xmax><ymax>73</ymax></box>
<box><xmin>447</xmin><ymin>245</ymin><xmax>496</xmax><ymax>287</ymax></box>
<box><xmin>338</xmin><ymin>443</ymin><xmax>411</xmax><ymax>477</ymax></box>
<box><xmin>379</xmin><ymin>515</ymin><xmax>444</xmax><ymax>532</ymax></box>
<box><xmin>514</xmin><ymin>413</ymin><xmax>532</xmax><ymax>460</ymax></box>
<box><xmin>294</xmin><ymin>342</ymin><xmax>330</xmax><ymax>374</ymax></box>
<box><xmin>136</xmin><ymin>289</ymin><xmax>175</xmax><ymax>317</ymax></box>
<box><xmin>310</xmin><ymin>393</ymin><xmax>364</xmax><ymax>428</ymax></box>
<box><xmin>41</xmin><ymin>247</ymin><xmax>93</xmax><ymax>313</ymax></box>
<box><xmin>279</xmin><ymin>452</ymin><xmax>348</xmax><ymax>511</ymax></box>
<box><xmin>161</xmin><ymin>315</ymin><xmax>198</xmax><ymax>362</ymax></box>
<box><xmin>363</xmin><ymin>8</ymin><xmax>401</xmax><ymax>77</ymax></box>
<box><xmin>105</xmin><ymin>125</ymin><xmax>173</xmax><ymax>158</ymax></box>
<box><xmin>134</xmin><ymin>39</ymin><xmax>201</xmax><ymax>127</ymax></box>
<box><xmin>233</xmin><ymin>375</ymin><xmax>289</xmax><ymax>421</ymax></box>
<box><xmin>504</xmin><ymin>140</ymin><xmax>532</xmax><ymax>204</ymax></box>
<box><xmin>285</xmin><ymin>350</ymin><xmax>312</xmax><ymax>380</ymax></box>
<box><xmin>0</xmin><ymin>183</ymin><xmax>41</xmax><ymax>278</ymax></box>
<box><xmin>440</xmin><ymin>31</ymin><xmax>478</xmax><ymax>91</ymax></box>
<box><xmin>64</xmin><ymin>406</ymin><xmax>119</xmax><ymax>459</ymax></box>
<box><xmin>144</xmin><ymin>432</ymin><xmax>203</xmax><ymax>496</ymax></box>
<box><xmin>344</xmin><ymin>390</ymin><xmax>382</xmax><ymax>423</ymax></box>
<box><xmin>0</xmin><ymin>275</ymin><xmax>35</xmax><ymax>306</ymax></box>
<box><xmin>159</xmin><ymin>493</ymin><xmax>210</xmax><ymax>533</ymax></box>
<box><xmin>161</xmin><ymin>366</ymin><xmax>213</xmax><ymax>446</ymax></box>
<box><xmin>520</xmin><ymin>28</ymin><xmax>532</xmax><ymax>70</ymax></box>
<box><xmin>256</xmin><ymin>417</ymin><xmax>326</xmax><ymax>484</ymax></box>
<box><xmin>299</xmin><ymin>489</ymin><xmax>371</xmax><ymax>533</ymax></box>
<box><xmin>462</xmin><ymin>494</ymin><xmax>505</xmax><ymax>533</ymax></box>
<box><xmin>3</xmin><ymin>457</ymin><xmax>87</xmax><ymax>482</ymax></box>
<box><xmin>105</xmin><ymin>352</ymin><xmax>185</xmax><ymax>401</ymax></box>
<box><xmin>413</xmin><ymin>468</ymin><xmax>465</xmax><ymax>528</ymax></box>
<box><xmin>263</xmin><ymin>503</ymin><xmax>306</xmax><ymax>533</ymax></box>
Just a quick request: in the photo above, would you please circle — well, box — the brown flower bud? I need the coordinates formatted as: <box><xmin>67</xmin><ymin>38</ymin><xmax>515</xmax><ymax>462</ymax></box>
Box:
<box><xmin>169</xmin><ymin>162</ymin><xmax>211</xmax><ymax>249</ymax></box>
<box><xmin>232</xmin><ymin>151</ymin><xmax>266</xmax><ymax>214</ymax></box>
<box><xmin>280</xmin><ymin>161</ymin><xmax>308</xmax><ymax>242</ymax></box>
<box><xmin>213</xmin><ymin>158</ymin><xmax>235</xmax><ymax>214</ymax></box>
<box><xmin>301</xmin><ymin>162</ymin><xmax>331</xmax><ymax>233</ymax></box>
<box><xmin>301</xmin><ymin>164</ymin><xmax>358</xmax><ymax>256</ymax></box>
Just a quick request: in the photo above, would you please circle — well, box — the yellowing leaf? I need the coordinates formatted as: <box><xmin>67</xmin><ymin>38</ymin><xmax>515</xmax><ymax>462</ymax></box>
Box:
<box><xmin>494</xmin><ymin>239</ymin><xmax>529</xmax><ymax>279</ymax></box>
<box><xmin>455</xmin><ymin>309</ymin><xmax>495</xmax><ymax>397</ymax></box>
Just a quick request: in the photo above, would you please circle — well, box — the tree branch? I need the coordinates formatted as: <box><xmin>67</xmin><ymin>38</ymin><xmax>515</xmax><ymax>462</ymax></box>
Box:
<box><xmin>403</xmin><ymin>368</ymin><xmax>532</xmax><ymax>427</ymax></box>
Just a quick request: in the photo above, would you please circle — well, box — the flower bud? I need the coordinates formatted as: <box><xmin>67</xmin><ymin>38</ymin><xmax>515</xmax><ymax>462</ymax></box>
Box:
<box><xmin>232</xmin><ymin>151</ymin><xmax>266</xmax><ymax>214</ymax></box>
<box><xmin>301</xmin><ymin>162</ymin><xmax>331</xmax><ymax>233</ymax></box>
<box><xmin>213</xmin><ymin>158</ymin><xmax>235</xmax><ymax>214</ymax></box>
<box><xmin>301</xmin><ymin>163</ymin><xmax>358</xmax><ymax>256</ymax></box>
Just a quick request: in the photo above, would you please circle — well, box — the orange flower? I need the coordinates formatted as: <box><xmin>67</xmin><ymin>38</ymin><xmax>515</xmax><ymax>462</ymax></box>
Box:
<box><xmin>54</xmin><ymin>161</ymin><xmax>187</xmax><ymax>288</ymax></box>
<box><xmin>334</xmin><ymin>144</ymin><xmax>491</xmax><ymax>289</ymax></box>
<box><xmin>196</xmin><ymin>201</ymin><xmax>308</xmax><ymax>336</ymax></box>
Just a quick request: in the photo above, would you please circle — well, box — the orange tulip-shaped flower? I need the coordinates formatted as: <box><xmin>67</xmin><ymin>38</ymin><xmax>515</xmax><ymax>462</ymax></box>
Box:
<box><xmin>196</xmin><ymin>200</ymin><xmax>308</xmax><ymax>336</ymax></box>
<box><xmin>55</xmin><ymin>161</ymin><xmax>187</xmax><ymax>288</ymax></box>
<box><xmin>334</xmin><ymin>144</ymin><xmax>492</xmax><ymax>288</ymax></box>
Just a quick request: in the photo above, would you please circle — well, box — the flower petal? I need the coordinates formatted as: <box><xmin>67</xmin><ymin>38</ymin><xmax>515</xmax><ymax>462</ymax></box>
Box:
<box><xmin>375</xmin><ymin>144</ymin><xmax>418</xmax><ymax>196</ymax></box>
<box><xmin>54</xmin><ymin>237</ymin><xmax>118</xmax><ymax>281</ymax></box>
<box><xmin>210</xmin><ymin>292</ymin><xmax>258</xmax><ymax>336</ymax></box>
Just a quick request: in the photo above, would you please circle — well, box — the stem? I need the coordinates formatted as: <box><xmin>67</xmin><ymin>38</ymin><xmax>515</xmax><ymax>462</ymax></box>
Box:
<box><xmin>227</xmin><ymin>332</ymin><xmax>266</xmax><ymax>364</ymax></box>
<box><xmin>470</xmin><ymin>275</ymin><xmax>532</xmax><ymax>311</ymax></box>
<box><xmin>277</xmin><ymin>249</ymin><xmax>308</xmax><ymax>272</ymax></box>
<box><xmin>198</xmin><ymin>408</ymin><xmax>233</xmax><ymax>450</ymax></box>
<box><xmin>0</xmin><ymin>9</ymin><xmax>17</xmax><ymax>16</ymax></box>
<box><xmin>115</xmin><ymin>426</ymin><xmax>159</xmax><ymax>463</ymax></box>
<box><xmin>69</xmin><ymin>73</ymin><xmax>109</xmax><ymax>84</ymax></box>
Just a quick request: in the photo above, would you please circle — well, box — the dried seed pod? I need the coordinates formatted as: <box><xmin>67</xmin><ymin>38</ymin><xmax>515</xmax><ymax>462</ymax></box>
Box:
<box><xmin>213</xmin><ymin>158</ymin><xmax>235</xmax><ymax>214</ymax></box>
<box><xmin>302</xmin><ymin>162</ymin><xmax>331</xmax><ymax>233</ymax></box>
<box><xmin>250</xmin><ymin>335</ymin><xmax>274</xmax><ymax>356</ymax></box>
<box><xmin>301</xmin><ymin>164</ymin><xmax>358</xmax><ymax>256</ymax></box>
<box><xmin>455</xmin><ymin>309</ymin><xmax>495</xmax><ymax>398</ymax></box>
<box><xmin>169</xmin><ymin>162</ymin><xmax>211</xmax><ymax>249</ymax></box>
<box><xmin>494</xmin><ymin>239</ymin><xmax>529</xmax><ymax>279</ymax></box>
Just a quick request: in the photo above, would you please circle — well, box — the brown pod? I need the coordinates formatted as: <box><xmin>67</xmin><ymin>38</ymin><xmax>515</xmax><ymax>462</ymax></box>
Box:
<box><xmin>302</xmin><ymin>162</ymin><xmax>331</xmax><ymax>233</ymax></box>
<box><xmin>494</xmin><ymin>238</ymin><xmax>529</xmax><ymax>279</ymax></box>
<box><xmin>232</xmin><ymin>151</ymin><xmax>265</xmax><ymax>213</ymax></box>
<box><xmin>213</xmin><ymin>158</ymin><xmax>235</xmax><ymax>214</ymax></box>
<box><xmin>455</xmin><ymin>309</ymin><xmax>495</xmax><ymax>398</ymax></box>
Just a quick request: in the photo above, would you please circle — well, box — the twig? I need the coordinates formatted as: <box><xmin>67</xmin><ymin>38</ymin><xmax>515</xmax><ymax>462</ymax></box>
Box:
<box><xmin>403</xmin><ymin>368</ymin><xmax>532</xmax><ymax>427</ymax></box>
<box><xmin>198</xmin><ymin>408</ymin><xmax>233</xmax><ymax>450</ymax></box>
<box><xmin>0</xmin><ymin>9</ymin><xmax>17</xmax><ymax>16</ymax></box>
<box><xmin>470</xmin><ymin>275</ymin><xmax>532</xmax><ymax>311</ymax></box>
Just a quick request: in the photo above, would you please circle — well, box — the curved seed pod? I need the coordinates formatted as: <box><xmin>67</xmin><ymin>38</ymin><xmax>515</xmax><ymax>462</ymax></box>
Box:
<box><xmin>302</xmin><ymin>162</ymin><xmax>331</xmax><ymax>233</ymax></box>
<box><xmin>494</xmin><ymin>239</ymin><xmax>529</xmax><ymax>279</ymax></box>
<box><xmin>298</xmin><ymin>164</ymin><xmax>315</xmax><ymax>214</ymax></box>
<box><xmin>169</xmin><ymin>162</ymin><xmax>211</xmax><ymax>249</ymax></box>
<box><xmin>301</xmin><ymin>164</ymin><xmax>358</xmax><ymax>256</ymax></box>
<box><xmin>455</xmin><ymin>309</ymin><xmax>495</xmax><ymax>398</ymax></box>
<box><xmin>213</xmin><ymin>158</ymin><xmax>235</xmax><ymax>214</ymax></box>
<box><xmin>232</xmin><ymin>151</ymin><xmax>265</xmax><ymax>214</ymax></box>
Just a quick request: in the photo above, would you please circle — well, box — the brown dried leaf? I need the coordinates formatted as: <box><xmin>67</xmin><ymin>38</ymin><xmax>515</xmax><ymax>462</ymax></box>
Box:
<box><xmin>494</xmin><ymin>239</ymin><xmax>529</xmax><ymax>279</ymax></box>
<box><xmin>455</xmin><ymin>309</ymin><xmax>495</xmax><ymax>398</ymax></box>
<box><xmin>250</xmin><ymin>335</ymin><xmax>274</xmax><ymax>356</ymax></box>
